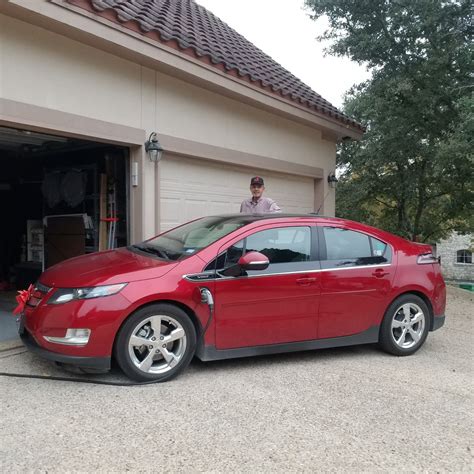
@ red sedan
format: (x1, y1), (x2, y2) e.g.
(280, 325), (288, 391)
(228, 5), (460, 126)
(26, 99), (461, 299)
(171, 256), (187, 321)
(19, 214), (446, 382)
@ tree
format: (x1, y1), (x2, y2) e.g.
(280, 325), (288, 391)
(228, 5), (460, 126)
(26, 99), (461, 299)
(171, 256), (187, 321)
(305, 0), (473, 242)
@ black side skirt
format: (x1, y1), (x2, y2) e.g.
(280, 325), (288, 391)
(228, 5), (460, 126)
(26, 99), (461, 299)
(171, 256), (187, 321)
(196, 325), (380, 362)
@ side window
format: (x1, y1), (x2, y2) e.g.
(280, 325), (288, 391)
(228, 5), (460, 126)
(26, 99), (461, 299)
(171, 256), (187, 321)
(246, 227), (311, 264)
(204, 240), (244, 271)
(371, 237), (387, 256)
(322, 227), (391, 268)
(324, 227), (370, 260)
(205, 226), (313, 273)
(224, 240), (245, 267)
(371, 237), (392, 262)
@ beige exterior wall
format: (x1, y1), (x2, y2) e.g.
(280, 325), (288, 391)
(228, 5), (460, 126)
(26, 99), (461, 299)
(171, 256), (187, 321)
(154, 71), (336, 170)
(0, 13), (337, 239)
(0, 15), (142, 128)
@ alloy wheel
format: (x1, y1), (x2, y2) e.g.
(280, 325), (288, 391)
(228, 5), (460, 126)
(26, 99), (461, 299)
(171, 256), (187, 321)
(128, 314), (187, 375)
(391, 303), (426, 349)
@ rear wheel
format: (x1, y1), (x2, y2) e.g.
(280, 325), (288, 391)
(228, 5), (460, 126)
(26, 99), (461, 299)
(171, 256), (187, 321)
(379, 294), (430, 356)
(115, 304), (196, 382)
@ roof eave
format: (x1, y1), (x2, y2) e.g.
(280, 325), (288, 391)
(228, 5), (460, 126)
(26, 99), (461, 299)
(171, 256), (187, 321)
(1, 0), (364, 140)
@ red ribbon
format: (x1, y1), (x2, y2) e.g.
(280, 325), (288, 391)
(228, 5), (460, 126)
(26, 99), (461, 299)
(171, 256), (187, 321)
(13, 284), (34, 315)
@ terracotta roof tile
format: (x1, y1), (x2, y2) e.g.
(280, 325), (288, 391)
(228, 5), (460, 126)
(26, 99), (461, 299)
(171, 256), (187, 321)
(66, 0), (363, 131)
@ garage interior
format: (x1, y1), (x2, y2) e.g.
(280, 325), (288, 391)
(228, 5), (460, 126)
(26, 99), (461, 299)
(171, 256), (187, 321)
(0, 126), (129, 293)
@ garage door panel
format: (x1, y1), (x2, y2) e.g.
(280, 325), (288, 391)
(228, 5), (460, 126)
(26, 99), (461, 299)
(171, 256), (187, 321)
(185, 199), (208, 221)
(160, 155), (314, 231)
(160, 196), (182, 230)
(210, 201), (239, 215)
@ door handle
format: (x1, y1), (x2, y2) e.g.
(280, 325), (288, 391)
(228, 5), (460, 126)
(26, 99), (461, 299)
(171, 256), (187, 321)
(372, 269), (389, 278)
(296, 277), (317, 286)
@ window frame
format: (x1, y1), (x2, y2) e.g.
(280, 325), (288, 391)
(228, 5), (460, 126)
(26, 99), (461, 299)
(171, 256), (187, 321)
(456, 249), (473, 265)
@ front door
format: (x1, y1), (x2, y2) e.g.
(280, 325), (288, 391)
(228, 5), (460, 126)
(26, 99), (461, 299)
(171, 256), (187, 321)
(211, 225), (321, 349)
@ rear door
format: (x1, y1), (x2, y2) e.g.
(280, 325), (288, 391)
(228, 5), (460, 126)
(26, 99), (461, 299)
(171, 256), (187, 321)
(317, 225), (395, 338)
(210, 224), (321, 349)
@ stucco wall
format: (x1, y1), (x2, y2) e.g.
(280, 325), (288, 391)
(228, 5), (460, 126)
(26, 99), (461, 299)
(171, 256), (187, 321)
(153, 71), (336, 170)
(0, 14), (143, 128)
(0, 13), (336, 237)
(436, 232), (474, 282)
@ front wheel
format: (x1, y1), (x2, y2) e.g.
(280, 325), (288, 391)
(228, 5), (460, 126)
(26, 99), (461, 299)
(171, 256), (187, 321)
(379, 294), (430, 356)
(115, 304), (197, 382)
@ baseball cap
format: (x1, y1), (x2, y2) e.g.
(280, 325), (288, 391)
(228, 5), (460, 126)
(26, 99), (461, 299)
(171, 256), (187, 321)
(250, 176), (264, 186)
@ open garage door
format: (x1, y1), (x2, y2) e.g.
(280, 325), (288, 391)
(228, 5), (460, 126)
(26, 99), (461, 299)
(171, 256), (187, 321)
(160, 155), (315, 231)
(0, 126), (129, 291)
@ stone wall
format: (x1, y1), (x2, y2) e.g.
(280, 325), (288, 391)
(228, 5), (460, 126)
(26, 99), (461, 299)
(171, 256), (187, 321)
(435, 232), (473, 282)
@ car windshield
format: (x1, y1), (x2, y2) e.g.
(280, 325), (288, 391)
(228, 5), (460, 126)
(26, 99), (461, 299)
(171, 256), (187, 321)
(134, 216), (252, 261)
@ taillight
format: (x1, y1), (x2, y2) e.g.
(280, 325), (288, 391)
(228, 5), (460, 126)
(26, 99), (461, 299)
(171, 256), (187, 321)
(417, 253), (440, 265)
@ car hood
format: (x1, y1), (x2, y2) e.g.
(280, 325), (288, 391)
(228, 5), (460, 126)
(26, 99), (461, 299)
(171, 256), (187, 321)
(39, 247), (178, 288)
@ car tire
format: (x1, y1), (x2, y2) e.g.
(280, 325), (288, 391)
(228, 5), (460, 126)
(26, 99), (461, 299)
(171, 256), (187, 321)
(379, 294), (430, 356)
(115, 303), (197, 382)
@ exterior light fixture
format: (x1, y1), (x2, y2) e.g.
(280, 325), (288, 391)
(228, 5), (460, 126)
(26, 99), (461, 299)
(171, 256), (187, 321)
(145, 132), (164, 163)
(327, 172), (338, 188)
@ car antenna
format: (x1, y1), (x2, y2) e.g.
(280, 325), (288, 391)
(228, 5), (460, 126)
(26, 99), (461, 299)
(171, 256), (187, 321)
(314, 188), (332, 215)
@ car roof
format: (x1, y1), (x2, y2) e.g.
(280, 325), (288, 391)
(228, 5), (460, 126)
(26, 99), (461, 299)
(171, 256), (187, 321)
(202, 213), (339, 223)
(201, 213), (405, 244)
(207, 213), (329, 220)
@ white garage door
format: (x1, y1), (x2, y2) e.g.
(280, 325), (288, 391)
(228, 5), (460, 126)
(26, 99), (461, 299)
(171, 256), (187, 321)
(160, 155), (315, 231)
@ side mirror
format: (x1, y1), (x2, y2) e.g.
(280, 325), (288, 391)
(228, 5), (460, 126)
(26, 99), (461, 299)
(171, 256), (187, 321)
(238, 251), (270, 271)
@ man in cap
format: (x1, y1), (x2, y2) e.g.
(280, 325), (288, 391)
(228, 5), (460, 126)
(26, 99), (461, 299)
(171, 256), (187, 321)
(240, 176), (281, 214)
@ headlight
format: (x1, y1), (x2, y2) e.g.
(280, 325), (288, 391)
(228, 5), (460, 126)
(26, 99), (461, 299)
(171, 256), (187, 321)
(47, 284), (127, 305)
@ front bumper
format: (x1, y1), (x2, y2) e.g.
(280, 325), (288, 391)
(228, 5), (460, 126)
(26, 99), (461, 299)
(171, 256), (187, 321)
(20, 327), (111, 371)
(21, 290), (132, 359)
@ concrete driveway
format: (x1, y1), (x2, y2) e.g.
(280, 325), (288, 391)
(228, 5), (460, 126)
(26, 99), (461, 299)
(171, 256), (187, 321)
(0, 286), (472, 472)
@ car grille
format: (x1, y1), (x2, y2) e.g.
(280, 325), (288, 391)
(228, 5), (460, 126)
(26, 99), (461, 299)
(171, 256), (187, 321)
(26, 282), (52, 308)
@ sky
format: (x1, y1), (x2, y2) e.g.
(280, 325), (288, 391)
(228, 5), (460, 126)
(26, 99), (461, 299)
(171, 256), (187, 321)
(195, 0), (370, 109)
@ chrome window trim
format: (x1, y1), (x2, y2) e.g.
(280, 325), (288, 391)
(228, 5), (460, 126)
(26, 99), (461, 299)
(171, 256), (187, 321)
(184, 263), (392, 282)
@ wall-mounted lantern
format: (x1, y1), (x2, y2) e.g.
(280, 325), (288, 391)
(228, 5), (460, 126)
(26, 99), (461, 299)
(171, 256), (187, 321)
(145, 132), (164, 163)
(327, 172), (338, 188)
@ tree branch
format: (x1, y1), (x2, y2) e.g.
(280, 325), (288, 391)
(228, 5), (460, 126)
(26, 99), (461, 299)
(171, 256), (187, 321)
(423, 217), (450, 242)
(376, 10), (405, 64)
(424, 191), (450, 203)
(373, 197), (397, 209)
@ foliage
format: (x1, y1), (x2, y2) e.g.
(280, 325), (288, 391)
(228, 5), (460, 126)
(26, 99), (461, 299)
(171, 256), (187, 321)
(305, 0), (473, 242)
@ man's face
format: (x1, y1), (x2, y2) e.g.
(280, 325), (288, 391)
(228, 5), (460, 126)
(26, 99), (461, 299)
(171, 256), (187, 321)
(250, 184), (264, 199)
